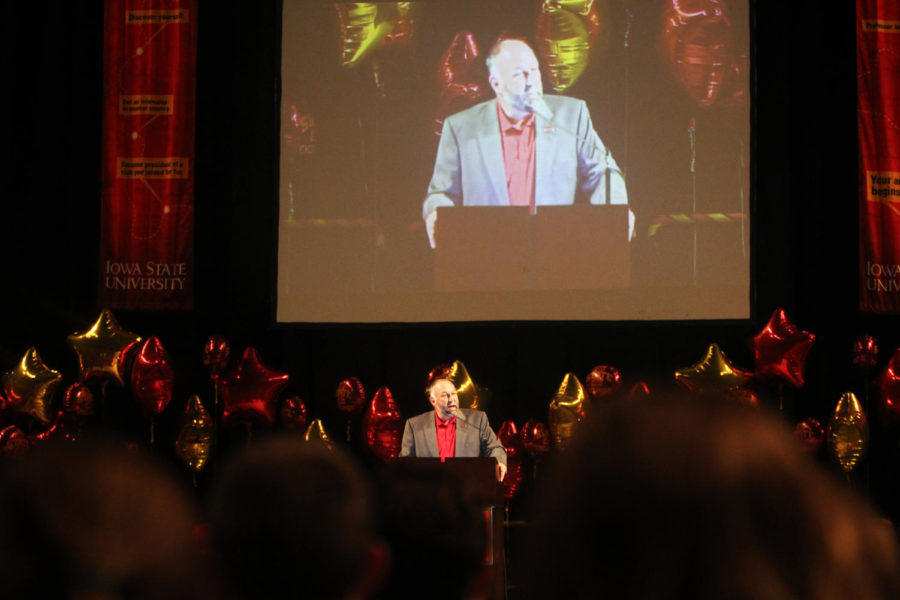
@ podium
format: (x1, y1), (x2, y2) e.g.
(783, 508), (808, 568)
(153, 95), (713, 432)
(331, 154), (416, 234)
(390, 457), (505, 600)
(434, 205), (630, 291)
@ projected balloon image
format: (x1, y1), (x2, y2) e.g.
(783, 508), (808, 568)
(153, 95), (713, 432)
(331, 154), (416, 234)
(536, 0), (602, 92)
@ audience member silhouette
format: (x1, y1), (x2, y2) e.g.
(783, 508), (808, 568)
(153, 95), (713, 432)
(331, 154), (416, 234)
(525, 396), (900, 600)
(0, 438), (205, 600)
(206, 436), (388, 600)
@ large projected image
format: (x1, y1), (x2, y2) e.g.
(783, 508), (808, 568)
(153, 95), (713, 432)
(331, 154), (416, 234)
(277, 0), (750, 323)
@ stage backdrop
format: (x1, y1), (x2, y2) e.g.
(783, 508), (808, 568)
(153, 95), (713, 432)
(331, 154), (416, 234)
(99, 0), (196, 310)
(859, 0), (900, 313)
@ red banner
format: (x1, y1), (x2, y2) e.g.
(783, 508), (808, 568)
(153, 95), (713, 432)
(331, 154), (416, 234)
(859, 0), (900, 313)
(99, 0), (196, 310)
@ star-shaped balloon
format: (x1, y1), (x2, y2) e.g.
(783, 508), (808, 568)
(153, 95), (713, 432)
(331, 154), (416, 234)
(548, 373), (586, 451)
(67, 309), (141, 385)
(751, 308), (815, 388)
(362, 386), (403, 463)
(827, 392), (868, 474)
(675, 343), (751, 395)
(220, 347), (290, 430)
(2, 347), (63, 425)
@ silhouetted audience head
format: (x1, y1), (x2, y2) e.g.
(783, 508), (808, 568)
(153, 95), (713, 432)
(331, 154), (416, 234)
(207, 436), (387, 600)
(526, 396), (900, 600)
(0, 438), (204, 600)
(374, 460), (488, 600)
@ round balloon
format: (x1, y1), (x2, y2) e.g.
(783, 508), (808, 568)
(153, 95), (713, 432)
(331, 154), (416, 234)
(130, 336), (174, 417)
(362, 386), (403, 463)
(336, 377), (366, 414)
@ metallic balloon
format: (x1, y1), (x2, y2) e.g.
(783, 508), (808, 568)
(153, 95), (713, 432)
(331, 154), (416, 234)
(130, 336), (174, 417)
(175, 395), (213, 476)
(723, 388), (760, 409)
(220, 347), (290, 429)
(2, 347), (62, 425)
(335, 2), (415, 69)
(852, 334), (879, 374)
(280, 395), (309, 432)
(827, 392), (868, 474)
(877, 347), (900, 429)
(67, 309), (141, 385)
(662, 0), (734, 108)
(794, 417), (825, 455)
(434, 31), (486, 135)
(336, 377), (367, 414)
(675, 343), (751, 395)
(626, 381), (651, 401)
(63, 382), (96, 419)
(585, 365), (622, 403)
(521, 418), (551, 459)
(536, 0), (602, 92)
(548, 373), (586, 451)
(304, 419), (335, 450)
(498, 420), (524, 501)
(446, 360), (480, 410)
(362, 386), (403, 463)
(751, 308), (816, 388)
(0, 425), (29, 456)
(202, 335), (230, 382)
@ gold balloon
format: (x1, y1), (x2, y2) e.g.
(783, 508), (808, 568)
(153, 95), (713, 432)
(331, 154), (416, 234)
(1, 347), (62, 425)
(445, 360), (480, 409)
(304, 419), (335, 450)
(674, 343), (751, 395)
(67, 309), (141, 385)
(548, 373), (586, 451)
(174, 395), (213, 476)
(335, 3), (414, 69)
(536, 0), (602, 92)
(827, 392), (868, 474)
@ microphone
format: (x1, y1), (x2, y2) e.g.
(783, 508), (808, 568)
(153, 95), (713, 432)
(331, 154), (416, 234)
(526, 96), (554, 121)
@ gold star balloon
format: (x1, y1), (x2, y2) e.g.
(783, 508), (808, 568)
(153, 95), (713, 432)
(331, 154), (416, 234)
(674, 343), (751, 395)
(304, 419), (335, 451)
(2, 347), (62, 425)
(67, 309), (141, 385)
(174, 395), (214, 477)
(447, 360), (480, 410)
(827, 392), (868, 474)
(548, 373), (586, 451)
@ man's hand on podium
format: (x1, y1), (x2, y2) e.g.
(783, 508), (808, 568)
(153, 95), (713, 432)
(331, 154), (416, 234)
(426, 211), (438, 248)
(496, 460), (507, 482)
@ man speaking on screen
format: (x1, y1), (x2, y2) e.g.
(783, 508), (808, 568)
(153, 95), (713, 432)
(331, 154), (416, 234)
(422, 37), (630, 248)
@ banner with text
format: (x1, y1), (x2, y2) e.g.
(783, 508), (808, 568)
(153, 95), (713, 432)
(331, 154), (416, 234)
(859, 0), (900, 313)
(99, 0), (196, 310)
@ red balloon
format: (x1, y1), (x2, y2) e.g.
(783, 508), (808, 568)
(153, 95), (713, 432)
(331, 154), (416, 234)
(498, 420), (524, 501)
(852, 334), (879, 373)
(280, 395), (309, 432)
(751, 308), (815, 388)
(627, 381), (651, 401)
(130, 337), (174, 417)
(877, 348), (900, 429)
(585, 365), (622, 402)
(203, 336), (230, 381)
(220, 347), (290, 429)
(63, 382), (96, 419)
(521, 419), (551, 459)
(724, 388), (760, 409)
(434, 31), (486, 135)
(336, 377), (366, 414)
(362, 386), (403, 463)
(0, 425), (29, 456)
(794, 417), (825, 454)
(30, 411), (77, 444)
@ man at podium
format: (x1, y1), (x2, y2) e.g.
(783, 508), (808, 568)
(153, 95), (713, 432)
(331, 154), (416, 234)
(422, 37), (629, 248)
(399, 377), (508, 482)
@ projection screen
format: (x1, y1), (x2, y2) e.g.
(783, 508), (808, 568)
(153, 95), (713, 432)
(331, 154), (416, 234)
(277, 0), (751, 323)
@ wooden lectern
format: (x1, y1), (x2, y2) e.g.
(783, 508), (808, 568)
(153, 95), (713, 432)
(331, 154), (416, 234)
(434, 204), (630, 291)
(391, 457), (506, 600)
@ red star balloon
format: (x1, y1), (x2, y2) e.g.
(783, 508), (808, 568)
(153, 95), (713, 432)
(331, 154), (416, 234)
(877, 348), (900, 429)
(362, 386), (403, 463)
(2, 347), (63, 425)
(67, 309), (141, 385)
(220, 347), (290, 429)
(752, 308), (815, 388)
(130, 336), (174, 417)
(675, 343), (751, 395)
(498, 420), (524, 501)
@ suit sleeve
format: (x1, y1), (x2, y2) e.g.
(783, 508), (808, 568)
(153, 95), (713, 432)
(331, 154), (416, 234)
(574, 100), (628, 207)
(399, 419), (416, 457)
(478, 413), (507, 467)
(422, 117), (462, 220)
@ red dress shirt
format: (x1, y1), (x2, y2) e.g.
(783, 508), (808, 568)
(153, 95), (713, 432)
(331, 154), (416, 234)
(497, 100), (536, 213)
(435, 411), (457, 461)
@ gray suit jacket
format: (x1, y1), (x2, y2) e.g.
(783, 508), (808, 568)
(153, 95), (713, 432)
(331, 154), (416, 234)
(423, 95), (627, 219)
(399, 408), (507, 467)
